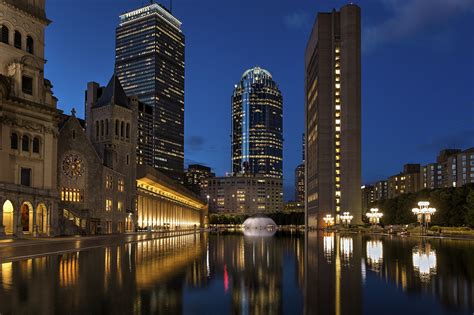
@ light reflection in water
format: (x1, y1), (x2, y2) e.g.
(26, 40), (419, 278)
(323, 233), (334, 263)
(1, 262), (12, 290)
(412, 243), (437, 282)
(340, 237), (353, 266)
(366, 240), (383, 272)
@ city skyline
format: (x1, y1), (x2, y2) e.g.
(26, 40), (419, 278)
(42, 0), (474, 198)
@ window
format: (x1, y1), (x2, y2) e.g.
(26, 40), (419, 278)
(100, 120), (104, 136)
(115, 120), (119, 136)
(20, 168), (31, 186)
(105, 119), (109, 136)
(26, 36), (33, 54)
(60, 188), (83, 202)
(72, 130), (76, 139)
(118, 178), (125, 192)
(32, 137), (40, 153)
(120, 121), (124, 137)
(22, 76), (33, 95)
(126, 154), (129, 165)
(126, 123), (130, 139)
(11, 133), (18, 149)
(117, 201), (123, 212)
(14, 31), (21, 49)
(105, 199), (112, 211)
(105, 175), (113, 189)
(0, 25), (9, 44)
(22, 135), (29, 151)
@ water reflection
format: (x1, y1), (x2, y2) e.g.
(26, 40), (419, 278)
(0, 233), (472, 314)
(412, 243), (437, 282)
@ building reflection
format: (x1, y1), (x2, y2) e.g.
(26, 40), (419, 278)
(366, 240), (383, 272)
(305, 232), (363, 315)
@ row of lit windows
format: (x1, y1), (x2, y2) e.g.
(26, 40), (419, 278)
(61, 188), (83, 202)
(105, 175), (125, 192)
(334, 45), (342, 212)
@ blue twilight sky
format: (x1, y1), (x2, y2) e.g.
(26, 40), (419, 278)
(44, 0), (474, 200)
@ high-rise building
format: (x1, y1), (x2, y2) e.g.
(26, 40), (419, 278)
(231, 67), (283, 178)
(185, 164), (215, 195)
(115, 3), (185, 181)
(361, 185), (375, 214)
(374, 180), (388, 201)
(295, 164), (305, 202)
(305, 4), (362, 227)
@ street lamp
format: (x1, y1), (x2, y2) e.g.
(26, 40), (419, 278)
(366, 208), (383, 225)
(340, 212), (353, 227)
(412, 201), (436, 235)
(323, 214), (335, 228)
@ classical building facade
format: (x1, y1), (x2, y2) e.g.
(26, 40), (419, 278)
(0, 0), (61, 236)
(305, 4), (362, 227)
(203, 175), (283, 214)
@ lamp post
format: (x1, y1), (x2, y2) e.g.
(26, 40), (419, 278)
(366, 208), (383, 225)
(340, 212), (353, 227)
(412, 201), (436, 235)
(323, 214), (335, 229)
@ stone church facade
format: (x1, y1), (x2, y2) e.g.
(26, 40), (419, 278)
(57, 75), (138, 235)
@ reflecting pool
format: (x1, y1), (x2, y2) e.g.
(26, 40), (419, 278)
(0, 232), (473, 314)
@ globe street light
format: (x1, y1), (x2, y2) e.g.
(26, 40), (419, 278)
(323, 214), (335, 228)
(340, 212), (353, 227)
(412, 201), (436, 235)
(366, 208), (383, 225)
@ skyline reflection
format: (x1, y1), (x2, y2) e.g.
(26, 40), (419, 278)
(0, 233), (472, 314)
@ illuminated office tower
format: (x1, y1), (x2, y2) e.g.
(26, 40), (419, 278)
(232, 67), (283, 178)
(305, 5), (362, 227)
(115, 3), (185, 181)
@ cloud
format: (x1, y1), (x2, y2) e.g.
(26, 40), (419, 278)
(283, 12), (311, 30)
(186, 135), (205, 152)
(363, 0), (474, 52)
(417, 128), (474, 152)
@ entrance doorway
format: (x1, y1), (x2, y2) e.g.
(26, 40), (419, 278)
(2, 200), (14, 235)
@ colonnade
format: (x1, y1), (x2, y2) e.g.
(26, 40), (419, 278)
(136, 189), (202, 231)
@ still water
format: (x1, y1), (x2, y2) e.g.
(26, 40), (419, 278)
(0, 232), (473, 314)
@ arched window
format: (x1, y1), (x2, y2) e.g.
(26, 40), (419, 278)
(105, 119), (109, 136)
(115, 120), (119, 136)
(95, 121), (99, 139)
(120, 121), (124, 137)
(14, 31), (21, 49)
(126, 123), (130, 139)
(10, 133), (18, 149)
(22, 135), (30, 152)
(0, 25), (9, 44)
(100, 120), (104, 137)
(33, 137), (40, 153)
(26, 36), (34, 54)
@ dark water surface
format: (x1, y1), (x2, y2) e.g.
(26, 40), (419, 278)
(0, 232), (473, 314)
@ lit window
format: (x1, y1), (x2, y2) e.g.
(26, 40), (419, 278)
(106, 199), (112, 211)
(118, 178), (125, 192)
(118, 201), (123, 212)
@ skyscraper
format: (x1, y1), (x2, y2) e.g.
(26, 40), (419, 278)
(231, 67), (283, 178)
(115, 3), (185, 181)
(305, 4), (362, 227)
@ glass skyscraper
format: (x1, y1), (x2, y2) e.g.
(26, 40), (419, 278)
(115, 3), (185, 181)
(232, 67), (283, 178)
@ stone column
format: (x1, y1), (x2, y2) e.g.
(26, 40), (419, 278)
(48, 201), (57, 237)
(32, 201), (38, 237)
(15, 199), (24, 238)
(0, 196), (5, 236)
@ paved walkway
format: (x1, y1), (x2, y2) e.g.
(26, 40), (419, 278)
(0, 230), (198, 263)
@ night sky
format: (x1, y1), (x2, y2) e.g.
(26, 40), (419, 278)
(44, 0), (474, 200)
